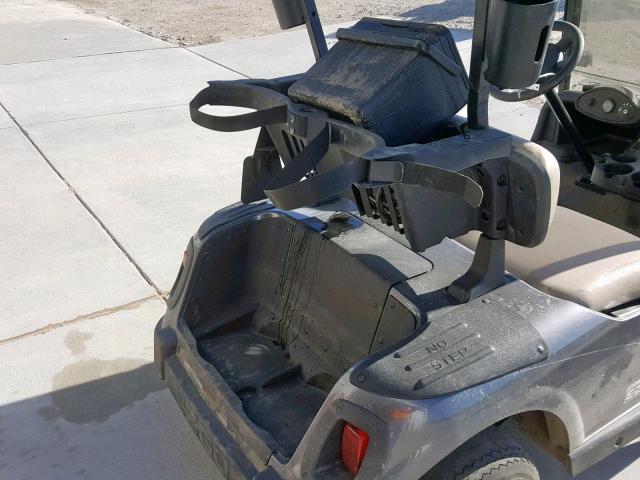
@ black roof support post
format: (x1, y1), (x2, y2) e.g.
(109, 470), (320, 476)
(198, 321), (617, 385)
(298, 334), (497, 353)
(271, 0), (327, 60)
(452, 0), (509, 303)
(300, 0), (328, 60)
(468, 0), (491, 130)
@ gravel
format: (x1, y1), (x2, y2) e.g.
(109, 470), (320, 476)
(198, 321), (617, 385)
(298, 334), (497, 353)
(59, 0), (474, 46)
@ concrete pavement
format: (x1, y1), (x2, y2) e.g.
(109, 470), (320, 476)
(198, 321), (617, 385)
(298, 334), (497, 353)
(0, 106), (12, 129)
(0, 0), (168, 64)
(0, 1), (637, 479)
(0, 126), (154, 339)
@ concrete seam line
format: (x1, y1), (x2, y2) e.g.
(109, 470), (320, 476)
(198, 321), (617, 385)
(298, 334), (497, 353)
(0, 46), (175, 66)
(21, 102), (187, 128)
(0, 295), (160, 346)
(0, 101), (164, 297)
(185, 47), (251, 79)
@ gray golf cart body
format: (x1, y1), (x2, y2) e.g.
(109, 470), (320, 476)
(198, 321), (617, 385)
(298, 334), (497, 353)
(154, 1), (640, 479)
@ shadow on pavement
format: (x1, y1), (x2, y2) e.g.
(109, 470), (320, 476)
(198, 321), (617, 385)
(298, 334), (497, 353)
(576, 441), (640, 480)
(0, 363), (220, 480)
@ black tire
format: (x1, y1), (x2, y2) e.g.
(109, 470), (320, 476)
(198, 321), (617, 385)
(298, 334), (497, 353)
(423, 428), (541, 480)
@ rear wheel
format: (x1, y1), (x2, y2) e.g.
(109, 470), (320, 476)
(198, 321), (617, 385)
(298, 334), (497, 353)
(423, 428), (540, 480)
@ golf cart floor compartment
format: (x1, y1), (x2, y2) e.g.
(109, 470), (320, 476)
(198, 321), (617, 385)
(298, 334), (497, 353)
(198, 329), (327, 457)
(172, 207), (557, 467)
(182, 211), (433, 459)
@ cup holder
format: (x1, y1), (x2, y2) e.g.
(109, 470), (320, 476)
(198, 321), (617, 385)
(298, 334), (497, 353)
(591, 153), (640, 200)
(611, 154), (637, 164)
(603, 163), (634, 178)
(484, 0), (559, 89)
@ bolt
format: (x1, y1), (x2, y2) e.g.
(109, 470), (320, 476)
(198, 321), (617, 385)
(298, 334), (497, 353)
(482, 298), (490, 304)
(358, 374), (366, 383)
(497, 174), (507, 186)
(537, 345), (546, 354)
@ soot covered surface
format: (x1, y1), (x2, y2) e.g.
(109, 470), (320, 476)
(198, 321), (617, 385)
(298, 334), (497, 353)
(198, 329), (328, 458)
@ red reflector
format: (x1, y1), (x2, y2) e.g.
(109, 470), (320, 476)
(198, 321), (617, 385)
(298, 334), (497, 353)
(341, 422), (369, 476)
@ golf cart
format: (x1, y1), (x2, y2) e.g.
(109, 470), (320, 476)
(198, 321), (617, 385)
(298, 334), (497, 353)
(154, 0), (640, 478)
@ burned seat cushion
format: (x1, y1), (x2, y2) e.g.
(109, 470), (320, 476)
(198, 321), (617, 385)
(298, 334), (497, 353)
(458, 207), (640, 312)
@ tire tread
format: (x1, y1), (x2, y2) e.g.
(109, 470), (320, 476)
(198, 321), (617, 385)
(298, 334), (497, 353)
(453, 445), (536, 480)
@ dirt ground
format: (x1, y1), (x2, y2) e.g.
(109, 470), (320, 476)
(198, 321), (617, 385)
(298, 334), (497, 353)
(59, 0), (474, 46)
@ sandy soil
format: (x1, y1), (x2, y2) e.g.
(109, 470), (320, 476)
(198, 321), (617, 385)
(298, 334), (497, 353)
(59, 0), (474, 46)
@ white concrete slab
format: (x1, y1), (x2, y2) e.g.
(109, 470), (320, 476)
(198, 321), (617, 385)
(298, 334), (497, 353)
(576, 440), (640, 480)
(0, 48), (240, 125)
(0, 105), (12, 129)
(0, 298), (224, 480)
(488, 100), (542, 139)
(26, 105), (257, 291)
(0, 0), (168, 65)
(0, 127), (155, 340)
(189, 23), (349, 79)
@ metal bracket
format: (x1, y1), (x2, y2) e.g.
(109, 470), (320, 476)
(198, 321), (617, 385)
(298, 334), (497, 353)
(448, 157), (510, 303)
(448, 234), (506, 303)
(271, 0), (327, 60)
(300, 0), (328, 60)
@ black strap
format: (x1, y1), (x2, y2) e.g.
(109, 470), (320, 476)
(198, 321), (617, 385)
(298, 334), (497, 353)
(190, 83), (335, 209)
(190, 82), (485, 211)
(265, 155), (484, 211)
(264, 124), (331, 209)
(189, 84), (288, 132)
(388, 162), (484, 207)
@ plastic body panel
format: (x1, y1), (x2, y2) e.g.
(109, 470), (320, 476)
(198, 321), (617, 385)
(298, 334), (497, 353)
(351, 288), (549, 399)
(155, 201), (640, 479)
